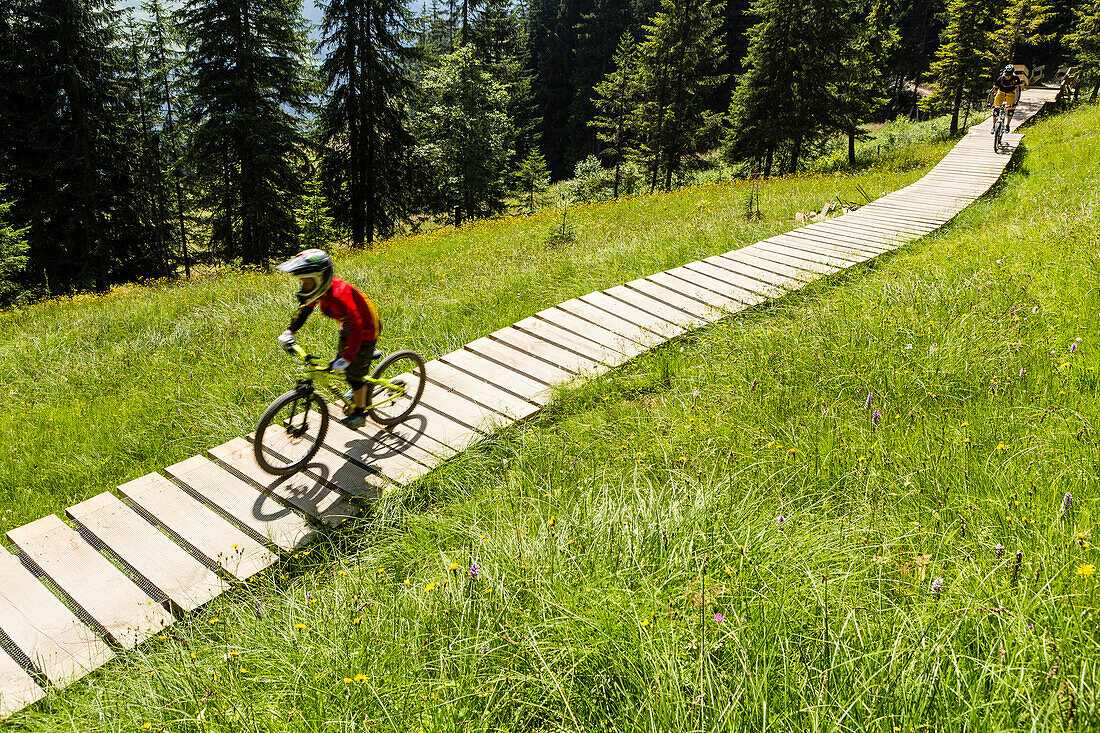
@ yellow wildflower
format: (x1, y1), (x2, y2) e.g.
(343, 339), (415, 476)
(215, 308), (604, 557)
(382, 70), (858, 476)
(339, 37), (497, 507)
(1077, 563), (1096, 578)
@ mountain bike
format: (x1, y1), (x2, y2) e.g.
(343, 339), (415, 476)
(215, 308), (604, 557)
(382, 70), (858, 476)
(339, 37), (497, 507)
(253, 342), (426, 475)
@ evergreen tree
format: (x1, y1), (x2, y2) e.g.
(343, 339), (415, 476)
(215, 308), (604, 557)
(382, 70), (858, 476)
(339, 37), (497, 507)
(144, 0), (192, 278)
(317, 0), (417, 247)
(514, 149), (551, 212)
(0, 186), (31, 305)
(472, 0), (540, 162)
(921, 0), (999, 135)
(180, 0), (312, 265)
(296, 171), (339, 249)
(724, 0), (848, 177)
(412, 45), (512, 225)
(589, 32), (641, 197)
(833, 0), (899, 166)
(890, 0), (946, 115)
(633, 0), (728, 191)
(997, 0), (1056, 62)
(528, 0), (588, 177)
(1, 0), (142, 293)
(1067, 0), (1100, 101)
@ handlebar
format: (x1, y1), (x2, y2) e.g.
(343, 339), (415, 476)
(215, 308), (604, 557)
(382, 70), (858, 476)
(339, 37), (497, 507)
(284, 342), (329, 371)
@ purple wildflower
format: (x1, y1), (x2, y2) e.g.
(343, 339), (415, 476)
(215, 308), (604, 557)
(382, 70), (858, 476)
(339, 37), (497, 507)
(864, 391), (873, 410)
(776, 514), (786, 525)
(469, 563), (480, 580)
(872, 409), (881, 426)
(1010, 305), (1016, 315)
(930, 577), (945, 595)
(1070, 342), (1078, 353)
(1061, 492), (1073, 515)
(714, 613), (725, 623)
(994, 543), (1005, 558)
(1019, 367), (1025, 378)
(480, 642), (489, 655)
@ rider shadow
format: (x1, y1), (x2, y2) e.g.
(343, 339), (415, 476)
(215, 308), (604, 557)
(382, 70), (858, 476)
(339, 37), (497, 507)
(345, 414), (430, 462)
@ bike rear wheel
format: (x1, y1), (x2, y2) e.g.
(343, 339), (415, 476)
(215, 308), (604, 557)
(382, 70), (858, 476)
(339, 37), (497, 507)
(993, 115), (1004, 152)
(254, 388), (330, 475)
(367, 351), (427, 426)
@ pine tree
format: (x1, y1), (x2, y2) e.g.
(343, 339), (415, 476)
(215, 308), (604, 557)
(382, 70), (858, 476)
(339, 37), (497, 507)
(180, 0), (312, 265)
(318, 0), (417, 247)
(724, 0), (849, 177)
(0, 186), (31, 305)
(1067, 0), (1100, 101)
(143, 0), (191, 278)
(921, 0), (999, 135)
(515, 149), (551, 212)
(472, 0), (540, 162)
(296, 171), (339, 249)
(997, 0), (1056, 62)
(589, 32), (641, 197)
(633, 0), (728, 191)
(891, 0), (946, 115)
(412, 45), (513, 225)
(833, 0), (899, 166)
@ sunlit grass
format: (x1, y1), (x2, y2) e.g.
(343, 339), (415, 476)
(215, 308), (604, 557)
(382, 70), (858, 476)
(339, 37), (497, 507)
(5, 105), (1100, 731)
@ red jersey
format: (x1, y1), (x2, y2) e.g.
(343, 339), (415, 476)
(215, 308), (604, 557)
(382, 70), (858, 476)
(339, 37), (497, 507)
(288, 277), (381, 360)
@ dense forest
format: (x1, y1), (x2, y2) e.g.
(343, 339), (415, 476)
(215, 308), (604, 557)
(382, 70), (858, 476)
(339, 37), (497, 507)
(0, 0), (1097, 304)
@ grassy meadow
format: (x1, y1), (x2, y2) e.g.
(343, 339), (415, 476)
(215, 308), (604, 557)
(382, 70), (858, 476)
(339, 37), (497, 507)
(4, 105), (1100, 731)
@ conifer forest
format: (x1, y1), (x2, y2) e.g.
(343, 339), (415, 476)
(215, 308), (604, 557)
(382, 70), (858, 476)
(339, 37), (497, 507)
(0, 0), (1097, 305)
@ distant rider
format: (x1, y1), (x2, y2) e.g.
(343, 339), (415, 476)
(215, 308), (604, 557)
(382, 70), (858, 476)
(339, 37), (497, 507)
(989, 64), (1024, 133)
(276, 249), (382, 429)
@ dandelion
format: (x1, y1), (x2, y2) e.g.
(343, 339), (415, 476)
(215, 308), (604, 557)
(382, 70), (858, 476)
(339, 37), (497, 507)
(354, 673), (369, 683)
(209, 617), (220, 625)
(449, 562), (459, 571)
(425, 582), (437, 592)
(930, 577), (945, 595)
(352, 617), (362, 625)
(714, 613), (725, 623)
(872, 409), (881, 426)
(994, 544), (1005, 558)
(864, 391), (873, 410)
(343, 677), (353, 684)
(641, 619), (650, 627)
(469, 563), (480, 580)
(295, 623), (307, 630)
(548, 515), (557, 528)
(1077, 563), (1096, 579)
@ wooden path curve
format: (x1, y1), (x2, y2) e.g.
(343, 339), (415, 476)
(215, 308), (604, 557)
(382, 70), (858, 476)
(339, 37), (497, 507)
(0, 86), (1059, 720)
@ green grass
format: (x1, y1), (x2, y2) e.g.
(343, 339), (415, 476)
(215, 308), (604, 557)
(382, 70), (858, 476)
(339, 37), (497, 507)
(0, 126), (951, 537)
(5, 104), (1100, 731)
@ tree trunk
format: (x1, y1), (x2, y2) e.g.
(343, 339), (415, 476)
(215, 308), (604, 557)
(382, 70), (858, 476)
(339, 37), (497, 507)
(788, 133), (802, 175)
(1090, 80), (1099, 103)
(949, 83), (963, 136)
(364, 8), (376, 246)
(848, 130), (856, 167)
(763, 145), (773, 179)
(348, 7), (365, 248)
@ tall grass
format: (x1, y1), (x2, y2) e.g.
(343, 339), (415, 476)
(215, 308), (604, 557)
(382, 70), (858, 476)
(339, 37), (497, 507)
(5, 104), (1099, 731)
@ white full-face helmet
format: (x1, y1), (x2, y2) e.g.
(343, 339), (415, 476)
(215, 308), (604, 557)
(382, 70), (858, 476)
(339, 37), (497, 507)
(276, 249), (334, 305)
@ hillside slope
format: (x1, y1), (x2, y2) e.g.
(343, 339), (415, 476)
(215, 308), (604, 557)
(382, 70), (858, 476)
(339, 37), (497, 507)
(7, 104), (1099, 730)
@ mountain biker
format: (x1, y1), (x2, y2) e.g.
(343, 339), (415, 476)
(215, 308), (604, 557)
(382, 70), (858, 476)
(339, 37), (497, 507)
(276, 249), (382, 429)
(989, 64), (1024, 133)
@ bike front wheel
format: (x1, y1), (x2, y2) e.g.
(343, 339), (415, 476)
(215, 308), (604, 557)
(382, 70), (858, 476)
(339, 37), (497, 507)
(367, 351), (427, 426)
(993, 117), (1004, 152)
(253, 388), (330, 475)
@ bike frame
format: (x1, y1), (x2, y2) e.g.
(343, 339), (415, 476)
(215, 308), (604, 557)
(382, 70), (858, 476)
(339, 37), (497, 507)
(287, 343), (406, 412)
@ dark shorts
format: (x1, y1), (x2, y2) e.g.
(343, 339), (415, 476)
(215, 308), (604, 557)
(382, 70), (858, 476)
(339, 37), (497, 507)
(337, 329), (379, 390)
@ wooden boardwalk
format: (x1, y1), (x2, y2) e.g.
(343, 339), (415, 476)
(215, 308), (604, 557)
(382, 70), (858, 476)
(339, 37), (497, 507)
(0, 86), (1059, 720)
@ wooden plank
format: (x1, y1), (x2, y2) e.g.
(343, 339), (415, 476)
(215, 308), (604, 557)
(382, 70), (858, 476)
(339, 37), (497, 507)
(315, 414), (441, 485)
(512, 315), (628, 365)
(576, 291), (687, 338)
(209, 438), (360, 526)
(717, 250), (815, 283)
(661, 266), (765, 306)
(842, 210), (949, 231)
(426, 360), (543, 419)
(854, 204), (955, 225)
(465, 336), (577, 385)
(757, 238), (866, 266)
(534, 308), (651, 358)
(774, 229), (890, 256)
(603, 284), (706, 328)
(489, 325), (601, 372)
(623, 278), (721, 322)
(118, 473), (275, 580)
(66, 493), (226, 613)
(490, 326), (605, 375)
(687, 258), (792, 297)
(416, 379), (520, 433)
(440, 345), (556, 404)
(165, 456), (316, 551)
(7, 516), (174, 649)
(551, 300), (665, 347)
(644, 271), (743, 314)
(744, 243), (841, 276)
(0, 645), (43, 721)
(0, 547), (113, 686)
